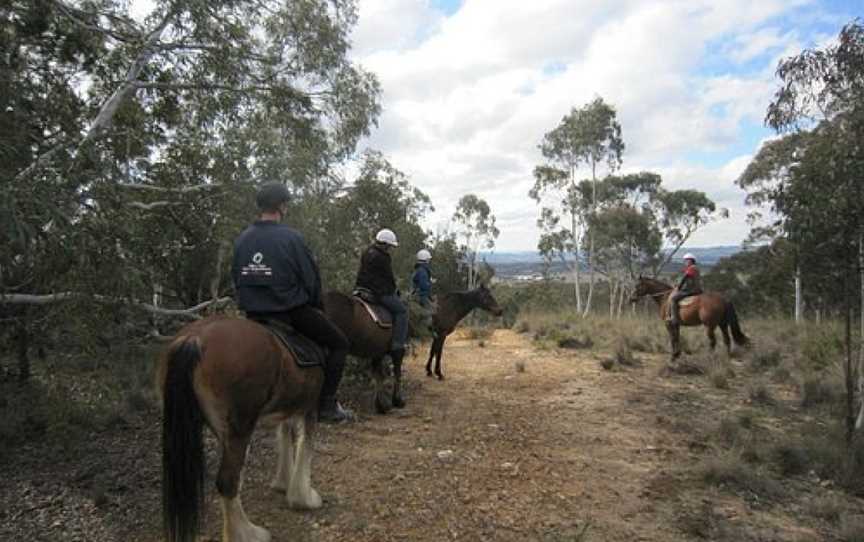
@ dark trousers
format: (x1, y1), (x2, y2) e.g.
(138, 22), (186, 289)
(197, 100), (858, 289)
(378, 294), (408, 351)
(248, 305), (349, 400)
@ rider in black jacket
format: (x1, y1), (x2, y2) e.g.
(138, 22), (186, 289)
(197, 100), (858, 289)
(232, 183), (352, 423)
(355, 229), (408, 354)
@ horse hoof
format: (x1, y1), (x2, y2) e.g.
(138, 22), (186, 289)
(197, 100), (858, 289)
(374, 395), (391, 414)
(426, 370), (434, 378)
(436, 373), (445, 381)
(288, 488), (323, 510)
(392, 395), (406, 409)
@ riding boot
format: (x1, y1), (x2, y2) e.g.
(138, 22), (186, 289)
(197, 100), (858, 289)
(319, 347), (353, 423)
(319, 395), (354, 423)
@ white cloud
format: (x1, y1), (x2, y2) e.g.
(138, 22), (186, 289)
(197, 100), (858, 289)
(350, 0), (832, 251)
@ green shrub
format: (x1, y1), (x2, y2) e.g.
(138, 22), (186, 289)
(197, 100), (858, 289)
(800, 376), (838, 408)
(773, 443), (811, 476)
(750, 348), (782, 372)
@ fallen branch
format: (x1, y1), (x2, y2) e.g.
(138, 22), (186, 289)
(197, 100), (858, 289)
(0, 293), (232, 320)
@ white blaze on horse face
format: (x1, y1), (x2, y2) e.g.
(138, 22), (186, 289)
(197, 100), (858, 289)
(220, 495), (271, 542)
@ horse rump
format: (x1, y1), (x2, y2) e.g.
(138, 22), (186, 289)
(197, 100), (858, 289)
(160, 335), (206, 542)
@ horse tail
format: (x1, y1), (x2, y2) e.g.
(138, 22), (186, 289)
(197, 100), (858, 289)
(161, 336), (206, 542)
(724, 302), (750, 347)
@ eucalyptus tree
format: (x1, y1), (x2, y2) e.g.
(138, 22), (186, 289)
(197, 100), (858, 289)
(452, 194), (499, 290)
(739, 19), (864, 439)
(530, 97), (624, 315)
(1, 0), (381, 377)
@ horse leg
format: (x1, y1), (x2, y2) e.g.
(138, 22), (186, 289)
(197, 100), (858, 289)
(217, 432), (270, 542)
(286, 413), (323, 510)
(269, 421), (293, 493)
(720, 324), (732, 356)
(426, 337), (440, 377)
(371, 356), (391, 414)
(434, 337), (446, 380)
(706, 326), (717, 352)
(665, 322), (680, 361)
(392, 349), (406, 409)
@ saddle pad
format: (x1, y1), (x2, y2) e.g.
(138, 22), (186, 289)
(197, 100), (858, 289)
(252, 319), (327, 368)
(354, 296), (393, 329)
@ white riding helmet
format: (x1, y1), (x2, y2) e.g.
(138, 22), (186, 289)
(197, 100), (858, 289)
(375, 228), (399, 247)
(416, 249), (432, 262)
(683, 252), (696, 261)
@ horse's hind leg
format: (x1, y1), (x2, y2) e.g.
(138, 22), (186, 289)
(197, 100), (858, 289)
(720, 324), (732, 356)
(434, 337), (446, 380)
(371, 356), (391, 414)
(286, 413), (322, 510)
(425, 338), (440, 377)
(392, 349), (406, 409)
(269, 421), (293, 493)
(218, 433), (271, 542)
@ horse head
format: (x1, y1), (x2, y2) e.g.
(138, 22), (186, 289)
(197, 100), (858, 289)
(475, 283), (504, 316)
(629, 276), (649, 303)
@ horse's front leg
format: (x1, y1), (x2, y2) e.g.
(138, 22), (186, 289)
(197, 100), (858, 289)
(665, 322), (681, 361)
(269, 421), (293, 494)
(286, 413), (323, 511)
(391, 349), (406, 409)
(706, 325), (717, 352)
(426, 337), (441, 377)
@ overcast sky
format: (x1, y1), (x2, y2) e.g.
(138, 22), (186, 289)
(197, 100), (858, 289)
(347, 0), (858, 251)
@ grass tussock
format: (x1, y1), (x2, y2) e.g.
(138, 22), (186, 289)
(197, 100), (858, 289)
(840, 516), (864, 542)
(464, 326), (494, 341)
(700, 452), (784, 501)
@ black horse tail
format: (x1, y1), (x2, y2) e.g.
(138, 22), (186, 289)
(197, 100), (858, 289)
(724, 302), (750, 348)
(161, 336), (205, 542)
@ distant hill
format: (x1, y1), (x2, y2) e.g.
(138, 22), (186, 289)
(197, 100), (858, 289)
(480, 246), (743, 281)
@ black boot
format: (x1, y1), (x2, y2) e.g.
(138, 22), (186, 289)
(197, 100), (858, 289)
(319, 396), (354, 424)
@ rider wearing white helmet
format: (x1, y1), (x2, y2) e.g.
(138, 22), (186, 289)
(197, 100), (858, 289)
(670, 252), (703, 325)
(412, 249), (433, 307)
(355, 229), (408, 353)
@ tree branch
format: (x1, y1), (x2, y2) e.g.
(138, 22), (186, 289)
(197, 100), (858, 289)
(0, 293), (232, 320)
(118, 183), (223, 193)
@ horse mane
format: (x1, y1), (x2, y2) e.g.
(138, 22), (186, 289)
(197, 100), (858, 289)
(641, 276), (673, 291)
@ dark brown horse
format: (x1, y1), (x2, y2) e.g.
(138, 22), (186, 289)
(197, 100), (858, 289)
(156, 316), (324, 542)
(425, 284), (504, 380)
(630, 276), (749, 360)
(323, 291), (406, 414)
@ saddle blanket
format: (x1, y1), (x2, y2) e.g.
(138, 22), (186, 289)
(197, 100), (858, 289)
(251, 318), (327, 368)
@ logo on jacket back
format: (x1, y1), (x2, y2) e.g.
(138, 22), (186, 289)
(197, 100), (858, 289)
(242, 252), (273, 276)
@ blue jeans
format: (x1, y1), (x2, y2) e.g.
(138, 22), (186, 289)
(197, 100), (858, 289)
(379, 294), (408, 351)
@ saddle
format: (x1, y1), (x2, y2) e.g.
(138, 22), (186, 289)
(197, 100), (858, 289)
(666, 292), (700, 319)
(352, 288), (393, 329)
(250, 318), (327, 368)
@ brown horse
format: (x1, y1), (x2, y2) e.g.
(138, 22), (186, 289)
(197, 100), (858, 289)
(630, 276), (749, 360)
(156, 316), (324, 542)
(323, 291), (407, 414)
(425, 284), (504, 380)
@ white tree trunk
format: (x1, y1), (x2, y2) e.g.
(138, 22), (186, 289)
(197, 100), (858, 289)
(855, 231), (864, 430)
(617, 281), (627, 319)
(570, 212), (583, 312)
(583, 160), (597, 318)
(609, 279), (617, 318)
(795, 264), (803, 323)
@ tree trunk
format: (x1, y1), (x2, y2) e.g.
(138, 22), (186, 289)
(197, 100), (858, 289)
(17, 323), (30, 382)
(609, 279), (617, 318)
(845, 260), (855, 444)
(617, 281), (627, 319)
(795, 264), (803, 323)
(570, 212), (583, 312)
(856, 231), (864, 431)
(583, 160), (597, 318)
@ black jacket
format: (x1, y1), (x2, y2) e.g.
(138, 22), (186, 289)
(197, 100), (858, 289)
(355, 243), (396, 297)
(232, 221), (322, 313)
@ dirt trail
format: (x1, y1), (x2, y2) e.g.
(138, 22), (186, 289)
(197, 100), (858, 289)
(4, 328), (848, 541)
(164, 329), (779, 541)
